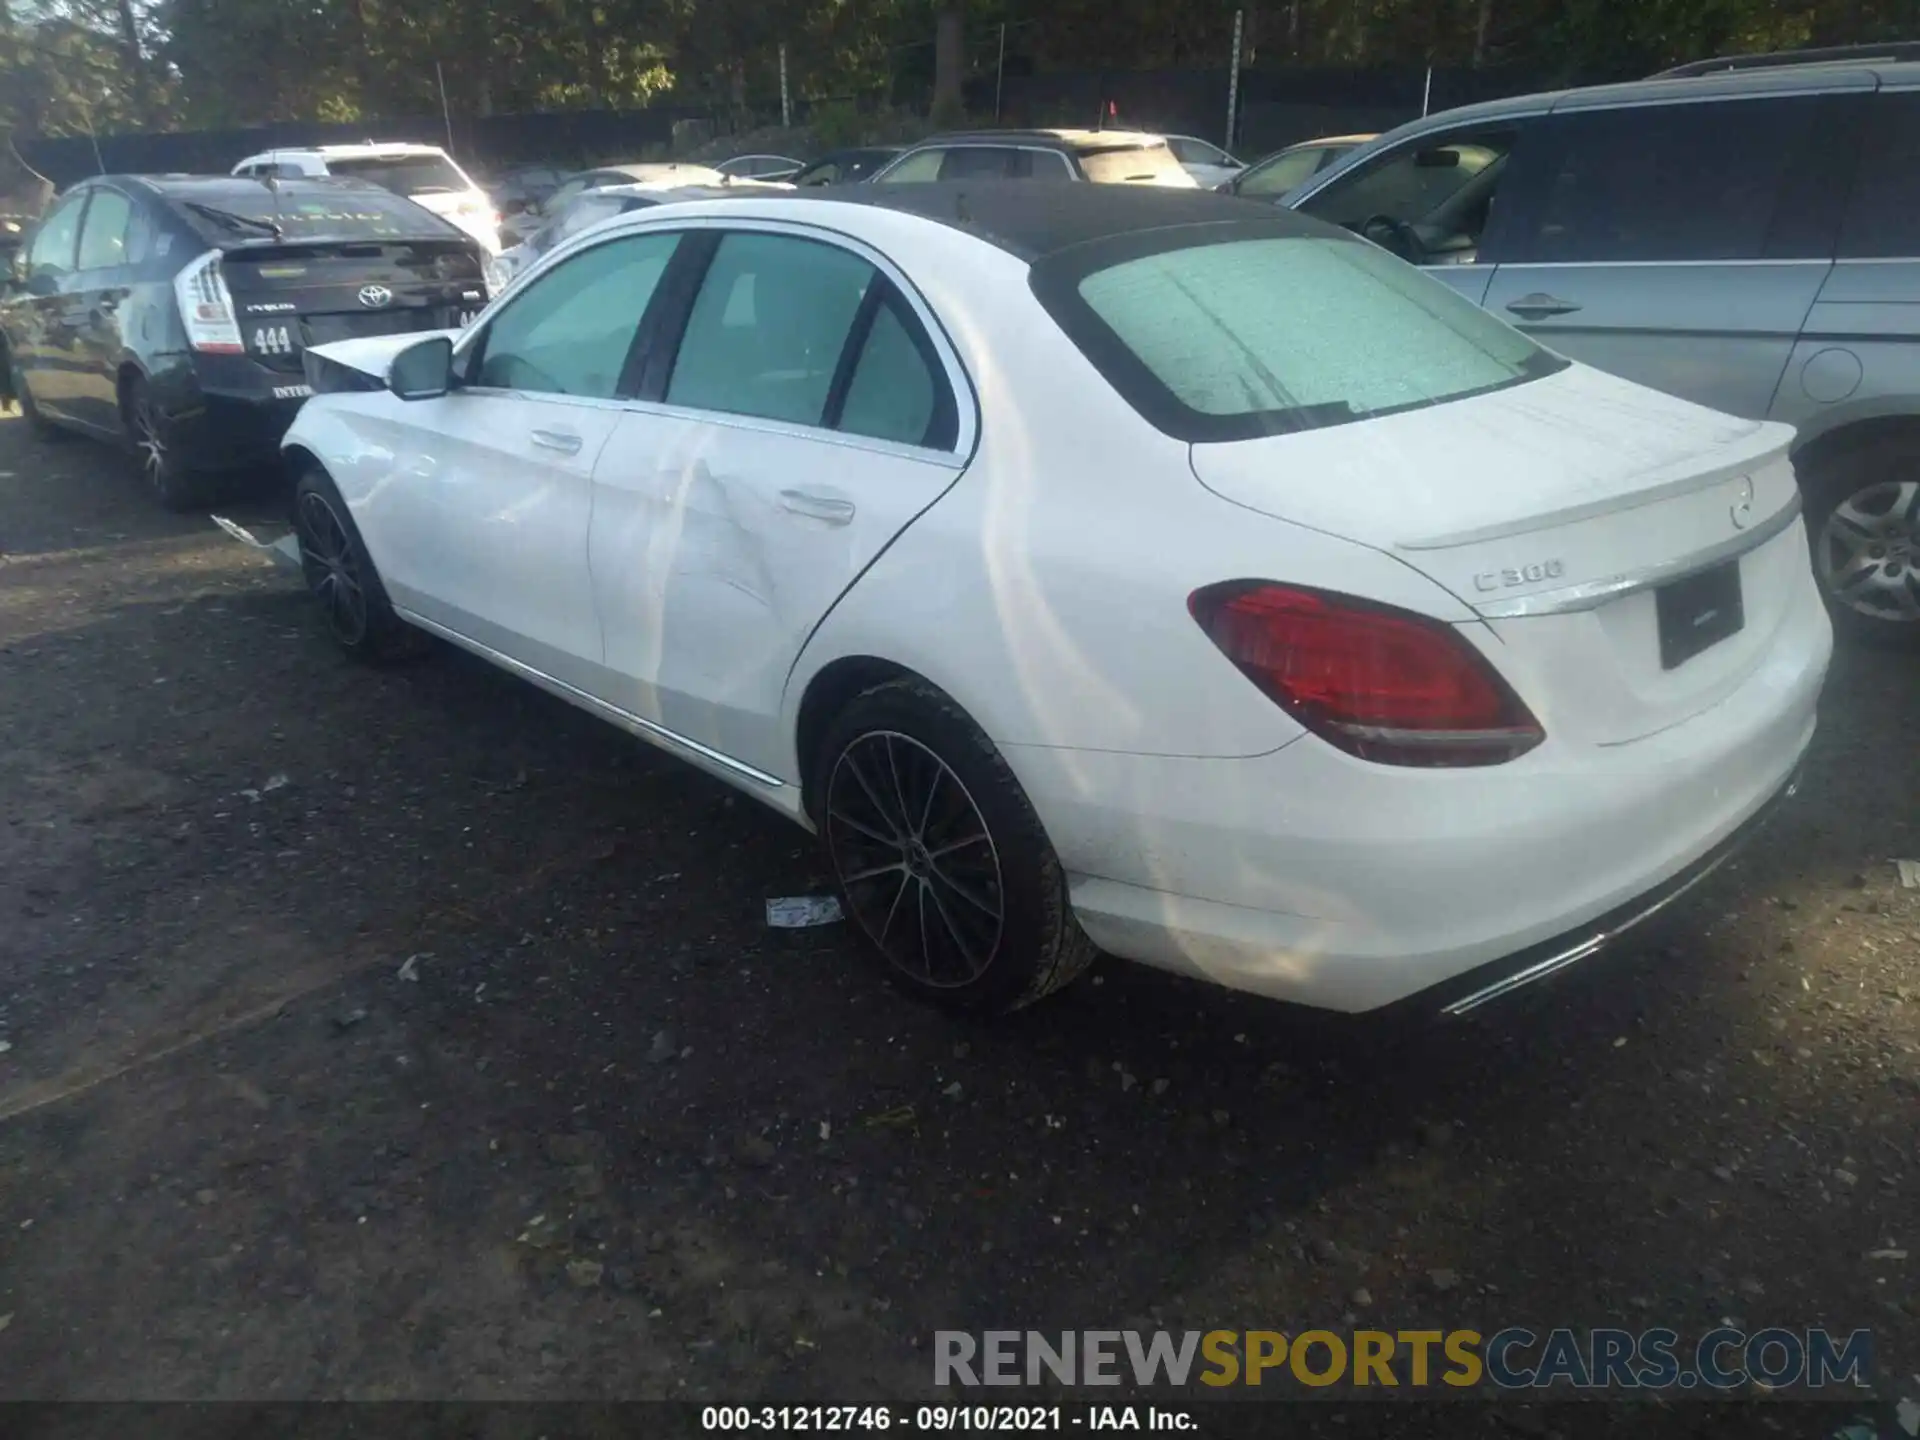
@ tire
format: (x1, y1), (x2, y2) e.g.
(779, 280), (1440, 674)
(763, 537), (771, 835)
(812, 678), (1097, 1014)
(291, 464), (429, 662)
(1803, 438), (1920, 649)
(121, 374), (207, 511)
(9, 354), (64, 442)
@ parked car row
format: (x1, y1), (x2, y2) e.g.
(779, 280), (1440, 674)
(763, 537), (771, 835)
(6, 46), (1905, 1028)
(1, 172), (489, 506)
(271, 176), (1828, 1022)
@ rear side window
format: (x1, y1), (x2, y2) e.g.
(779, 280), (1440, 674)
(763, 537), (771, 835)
(1840, 91), (1920, 259)
(1038, 231), (1563, 442)
(939, 148), (1019, 180)
(76, 190), (134, 270)
(837, 299), (944, 447)
(667, 233), (874, 426)
(1076, 143), (1193, 186)
(1523, 97), (1822, 263)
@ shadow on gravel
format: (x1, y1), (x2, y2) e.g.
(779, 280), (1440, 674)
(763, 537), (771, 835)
(0, 466), (1913, 1405)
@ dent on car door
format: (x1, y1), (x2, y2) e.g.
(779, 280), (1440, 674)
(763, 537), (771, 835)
(365, 229), (682, 692)
(1480, 93), (1851, 420)
(1293, 124), (1536, 307)
(588, 227), (968, 778)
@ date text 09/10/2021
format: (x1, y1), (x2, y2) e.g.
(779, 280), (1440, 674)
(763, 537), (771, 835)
(702, 1407), (1194, 1432)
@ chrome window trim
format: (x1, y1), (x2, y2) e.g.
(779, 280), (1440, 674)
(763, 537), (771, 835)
(460, 212), (982, 461)
(1490, 258), (1833, 269)
(1470, 492), (1802, 619)
(616, 213), (981, 460)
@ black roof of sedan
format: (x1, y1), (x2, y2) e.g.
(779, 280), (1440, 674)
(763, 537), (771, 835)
(822, 180), (1335, 262)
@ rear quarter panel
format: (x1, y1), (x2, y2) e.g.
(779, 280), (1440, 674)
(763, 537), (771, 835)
(781, 225), (1479, 774)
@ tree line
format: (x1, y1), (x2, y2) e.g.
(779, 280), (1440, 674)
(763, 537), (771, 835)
(1, 0), (1913, 150)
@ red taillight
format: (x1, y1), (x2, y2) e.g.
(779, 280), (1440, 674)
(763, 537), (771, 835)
(1188, 582), (1544, 767)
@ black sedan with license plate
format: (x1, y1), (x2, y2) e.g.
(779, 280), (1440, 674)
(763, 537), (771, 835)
(0, 174), (487, 509)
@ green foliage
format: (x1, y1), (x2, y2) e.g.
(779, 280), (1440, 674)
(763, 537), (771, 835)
(1, 0), (1916, 148)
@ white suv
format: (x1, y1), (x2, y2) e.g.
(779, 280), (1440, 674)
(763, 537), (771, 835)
(231, 143), (500, 252)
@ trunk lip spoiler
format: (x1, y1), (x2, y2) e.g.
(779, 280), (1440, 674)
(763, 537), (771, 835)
(1394, 427), (1789, 551)
(1472, 490), (1803, 619)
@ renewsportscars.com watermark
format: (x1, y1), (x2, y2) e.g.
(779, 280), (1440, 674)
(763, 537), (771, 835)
(934, 1328), (1874, 1392)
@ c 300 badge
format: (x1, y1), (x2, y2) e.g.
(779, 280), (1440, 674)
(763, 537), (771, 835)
(1474, 559), (1566, 592)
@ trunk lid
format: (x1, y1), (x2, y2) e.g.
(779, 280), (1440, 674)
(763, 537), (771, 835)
(219, 238), (486, 373)
(1188, 365), (1807, 746)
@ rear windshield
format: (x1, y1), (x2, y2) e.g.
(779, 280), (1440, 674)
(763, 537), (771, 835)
(1035, 230), (1564, 441)
(177, 188), (463, 243)
(325, 155), (469, 195)
(1075, 142), (1195, 187)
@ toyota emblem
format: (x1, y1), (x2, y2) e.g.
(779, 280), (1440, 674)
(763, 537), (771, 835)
(357, 284), (393, 309)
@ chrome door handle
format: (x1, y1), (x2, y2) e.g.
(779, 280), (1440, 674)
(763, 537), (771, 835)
(1505, 292), (1582, 320)
(529, 428), (582, 455)
(778, 489), (856, 525)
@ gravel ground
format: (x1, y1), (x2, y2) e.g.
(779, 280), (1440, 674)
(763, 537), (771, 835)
(0, 413), (1915, 1432)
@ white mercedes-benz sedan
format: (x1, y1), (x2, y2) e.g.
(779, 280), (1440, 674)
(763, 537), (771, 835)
(280, 184), (1831, 1017)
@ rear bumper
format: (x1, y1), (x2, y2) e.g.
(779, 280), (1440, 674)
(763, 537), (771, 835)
(1390, 759), (1802, 1019)
(1009, 570), (1830, 1013)
(152, 354), (309, 472)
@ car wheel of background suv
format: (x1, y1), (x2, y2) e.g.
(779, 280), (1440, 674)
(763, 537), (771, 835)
(1804, 436), (1920, 649)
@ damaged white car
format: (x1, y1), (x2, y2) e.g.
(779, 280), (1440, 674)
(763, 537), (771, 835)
(271, 186), (1829, 1019)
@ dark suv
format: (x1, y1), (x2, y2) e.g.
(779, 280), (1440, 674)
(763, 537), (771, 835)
(1284, 46), (1920, 644)
(1, 174), (488, 508)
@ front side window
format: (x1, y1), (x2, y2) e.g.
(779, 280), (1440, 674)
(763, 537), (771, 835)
(1835, 91), (1917, 260)
(1238, 147), (1329, 199)
(666, 232), (875, 426)
(1297, 130), (1514, 263)
(76, 189), (133, 270)
(28, 195), (85, 276)
(552, 194), (640, 246)
(474, 231), (679, 398)
(1038, 230), (1564, 442)
(1525, 97), (1819, 263)
(876, 149), (948, 184)
(1168, 137), (1230, 167)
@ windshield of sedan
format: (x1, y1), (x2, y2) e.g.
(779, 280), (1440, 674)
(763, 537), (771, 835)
(325, 154), (470, 195)
(1038, 230), (1564, 441)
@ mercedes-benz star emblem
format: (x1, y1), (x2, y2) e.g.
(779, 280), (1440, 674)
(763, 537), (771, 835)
(357, 284), (393, 309)
(1729, 476), (1755, 531)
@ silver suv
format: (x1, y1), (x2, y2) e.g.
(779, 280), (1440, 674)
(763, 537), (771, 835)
(1285, 45), (1920, 644)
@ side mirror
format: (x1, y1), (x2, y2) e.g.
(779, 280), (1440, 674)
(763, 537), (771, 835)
(389, 335), (454, 401)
